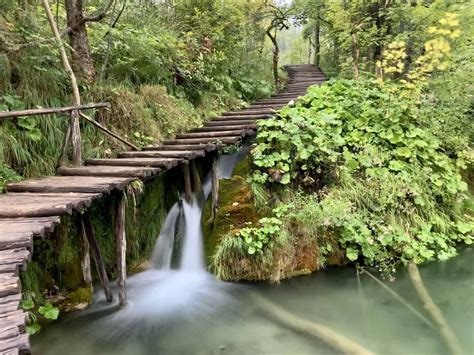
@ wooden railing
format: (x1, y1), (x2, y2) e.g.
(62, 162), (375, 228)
(0, 102), (138, 168)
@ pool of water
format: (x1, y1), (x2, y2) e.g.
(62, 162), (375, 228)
(32, 247), (474, 355)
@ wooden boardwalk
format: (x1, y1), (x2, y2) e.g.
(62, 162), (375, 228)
(0, 64), (326, 353)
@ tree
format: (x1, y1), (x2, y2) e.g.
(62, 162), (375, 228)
(64, 0), (115, 82)
(264, 4), (291, 91)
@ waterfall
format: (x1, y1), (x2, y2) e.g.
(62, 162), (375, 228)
(88, 149), (245, 333)
(151, 146), (248, 271)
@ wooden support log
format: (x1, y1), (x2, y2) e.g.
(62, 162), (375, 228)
(191, 160), (202, 200)
(77, 218), (93, 292)
(114, 191), (127, 307)
(70, 110), (82, 166)
(81, 212), (113, 303)
(79, 112), (139, 151)
(182, 164), (192, 203)
(0, 102), (110, 120)
(211, 154), (219, 222)
(56, 123), (71, 169)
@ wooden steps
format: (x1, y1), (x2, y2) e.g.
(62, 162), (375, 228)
(0, 64), (327, 353)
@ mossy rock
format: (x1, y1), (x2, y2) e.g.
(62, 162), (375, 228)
(203, 172), (263, 265)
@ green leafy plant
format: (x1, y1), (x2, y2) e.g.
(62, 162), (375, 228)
(251, 77), (473, 276)
(237, 205), (292, 255)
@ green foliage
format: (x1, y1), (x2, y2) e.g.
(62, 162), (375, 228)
(237, 204), (291, 255)
(252, 78), (473, 276)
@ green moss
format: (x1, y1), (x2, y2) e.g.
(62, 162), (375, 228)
(203, 161), (263, 265)
(68, 287), (93, 304)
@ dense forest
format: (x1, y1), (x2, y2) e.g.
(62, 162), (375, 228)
(0, 0), (473, 351)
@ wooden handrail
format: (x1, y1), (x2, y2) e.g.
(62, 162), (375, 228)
(0, 102), (111, 120)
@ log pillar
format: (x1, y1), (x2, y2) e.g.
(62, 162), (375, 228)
(183, 164), (192, 203)
(191, 160), (202, 201)
(211, 154), (219, 221)
(81, 212), (113, 302)
(115, 191), (127, 307)
(70, 109), (82, 166)
(78, 217), (92, 291)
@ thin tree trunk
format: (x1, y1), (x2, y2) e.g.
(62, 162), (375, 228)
(42, 0), (82, 166)
(351, 32), (359, 80)
(266, 28), (280, 91)
(314, 19), (320, 67)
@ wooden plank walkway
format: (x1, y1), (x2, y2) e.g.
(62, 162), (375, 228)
(0, 64), (326, 353)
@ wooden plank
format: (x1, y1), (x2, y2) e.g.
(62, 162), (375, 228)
(211, 115), (273, 121)
(58, 166), (160, 178)
(118, 150), (205, 159)
(142, 144), (217, 152)
(0, 193), (100, 218)
(0, 234), (32, 252)
(204, 120), (258, 127)
(0, 217), (60, 237)
(193, 124), (257, 132)
(86, 157), (183, 169)
(7, 177), (130, 194)
(0, 264), (19, 276)
(0, 295), (21, 314)
(0, 275), (21, 298)
(175, 130), (251, 139)
(0, 249), (30, 271)
(223, 109), (275, 116)
(1, 350), (19, 355)
(163, 136), (242, 145)
(0, 333), (29, 352)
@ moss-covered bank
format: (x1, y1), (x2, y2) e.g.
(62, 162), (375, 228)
(203, 157), (346, 283)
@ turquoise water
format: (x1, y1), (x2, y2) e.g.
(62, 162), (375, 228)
(32, 247), (474, 355)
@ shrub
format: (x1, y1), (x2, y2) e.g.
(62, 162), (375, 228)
(252, 78), (473, 277)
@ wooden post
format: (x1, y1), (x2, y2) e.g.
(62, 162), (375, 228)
(211, 154), (219, 221)
(56, 123), (71, 169)
(81, 212), (113, 302)
(78, 218), (93, 291)
(183, 164), (192, 203)
(115, 191), (127, 307)
(191, 160), (202, 200)
(70, 110), (82, 166)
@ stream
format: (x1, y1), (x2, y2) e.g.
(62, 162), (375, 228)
(32, 151), (474, 355)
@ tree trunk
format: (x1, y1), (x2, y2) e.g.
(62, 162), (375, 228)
(267, 28), (280, 92)
(314, 19), (320, 67)
(351, 32), (359, 80)
(65, 0), (96, 82)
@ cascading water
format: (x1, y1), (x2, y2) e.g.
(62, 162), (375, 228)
(75, 148), (248, 336)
